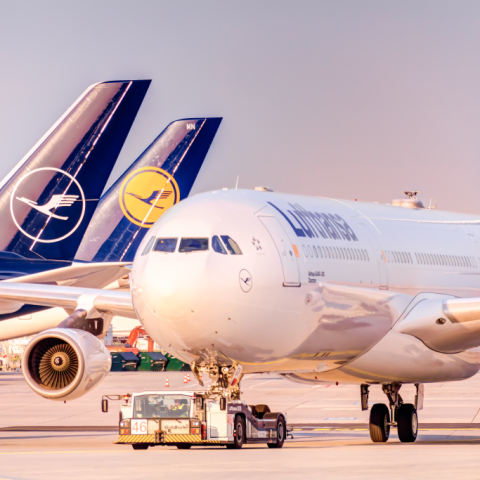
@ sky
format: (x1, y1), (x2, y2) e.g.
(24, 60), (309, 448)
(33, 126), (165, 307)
(2, 1), (480, 213)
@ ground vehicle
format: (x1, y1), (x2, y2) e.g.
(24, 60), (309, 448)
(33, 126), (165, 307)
(107, 390), (287, 450)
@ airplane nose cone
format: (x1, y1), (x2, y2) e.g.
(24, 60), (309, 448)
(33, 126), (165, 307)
(135, 253), (208, 322)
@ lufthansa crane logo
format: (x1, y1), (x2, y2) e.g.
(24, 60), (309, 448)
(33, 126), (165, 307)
(119, 166), (180, 228)
(10, 167), (86, 243)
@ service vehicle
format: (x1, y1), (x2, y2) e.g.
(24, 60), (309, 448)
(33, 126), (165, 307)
(102, 390), (287, 450)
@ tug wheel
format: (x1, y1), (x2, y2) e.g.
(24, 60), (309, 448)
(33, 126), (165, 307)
(176, 444), (192, 449)
(132, 444), (149, 450)
(231, 414), (245, 449)
(267, 415), (286, 449)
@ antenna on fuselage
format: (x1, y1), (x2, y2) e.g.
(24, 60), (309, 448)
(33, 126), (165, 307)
(391, 191), (425, 209)
(235, 175), (239, 190)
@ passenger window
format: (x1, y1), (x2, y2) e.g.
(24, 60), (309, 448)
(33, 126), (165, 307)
(308, 245), (313, 257)
(302, 245), (308, 257)
(212, 236), (227, 254)
(141, 236), (156, 256)
(154, 238), (177, 253)
(220, 236), (242, 255)
(179, 238), (209, 253)
(313, 246), (318, 258)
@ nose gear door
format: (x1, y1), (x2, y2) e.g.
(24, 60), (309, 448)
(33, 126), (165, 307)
(258, 216), (300, 286)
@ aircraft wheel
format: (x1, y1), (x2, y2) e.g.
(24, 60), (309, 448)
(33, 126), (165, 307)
(369, 403), (390, 443)
(397, 403), (418, 443)
(231, 415), (245, 449)
(176, 444), (191, 449)
(132, 444), (149, 450)
(267, 416), (286, 449)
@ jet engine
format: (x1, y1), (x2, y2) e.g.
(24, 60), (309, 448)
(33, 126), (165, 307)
(22, 328), (111, 401)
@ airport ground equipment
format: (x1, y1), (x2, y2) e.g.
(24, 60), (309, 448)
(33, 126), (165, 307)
(110, 352), (139, 372)
(103, 390), (287, 450)
(126, 327), (154, 351)
(164, 353), (191, 371)
(137, 352), (167, 371)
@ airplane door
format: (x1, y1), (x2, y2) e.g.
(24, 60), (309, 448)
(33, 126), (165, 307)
(258, 216), (301, 286)
(357, 222), (388, 290)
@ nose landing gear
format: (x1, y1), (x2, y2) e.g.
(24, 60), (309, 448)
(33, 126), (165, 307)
(367, 383), (421, 443)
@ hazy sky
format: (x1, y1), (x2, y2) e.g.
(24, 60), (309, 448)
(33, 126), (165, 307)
(2, 1), (480, 213)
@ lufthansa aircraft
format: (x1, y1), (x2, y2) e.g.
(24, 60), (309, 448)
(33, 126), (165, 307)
(0, 116), (222, 340)
(3, 188), (480, 443)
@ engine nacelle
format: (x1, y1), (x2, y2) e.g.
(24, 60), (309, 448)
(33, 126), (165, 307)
(22, 328), (111, 401)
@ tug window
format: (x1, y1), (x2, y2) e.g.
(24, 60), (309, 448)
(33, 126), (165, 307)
(220, 236), (243, 255)
(212, 236), (227, 254)
(153, 238), (177, 253)
(179, 238), (209, 253)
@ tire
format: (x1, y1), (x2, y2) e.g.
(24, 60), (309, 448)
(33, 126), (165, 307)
(397, 403), (418, 443)
(132, 444), (149, 450)
(369, 403), (390, 443)
(176, 444), (191, 449)
(231, 415), (245, 449)
(267, 416), (286, 449)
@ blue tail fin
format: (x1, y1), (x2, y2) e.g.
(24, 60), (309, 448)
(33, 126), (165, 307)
(75, 117), (222, 262)
(0, 80), (151, 262)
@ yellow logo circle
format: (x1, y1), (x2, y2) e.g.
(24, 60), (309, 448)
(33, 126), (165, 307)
(119, 167), (180, 228)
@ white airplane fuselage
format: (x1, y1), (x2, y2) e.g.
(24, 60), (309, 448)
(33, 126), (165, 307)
(131, 189), (480, 385)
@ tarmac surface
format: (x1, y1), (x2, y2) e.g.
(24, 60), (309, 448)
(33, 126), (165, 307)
(1, 371), (480, 479)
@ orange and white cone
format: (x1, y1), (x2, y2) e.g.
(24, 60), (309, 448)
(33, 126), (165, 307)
(187, 373), (191, 382)
(184, 374), (188, 384)
(165, 378), (170, 388)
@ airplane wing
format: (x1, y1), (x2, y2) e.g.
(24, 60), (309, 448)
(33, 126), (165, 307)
(0, 282), (136, 319)
(5, 262), (131, 288)
(396, 296), (480, 353)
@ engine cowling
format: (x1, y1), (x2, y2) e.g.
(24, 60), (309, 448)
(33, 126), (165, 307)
(22, 328), (111, 401)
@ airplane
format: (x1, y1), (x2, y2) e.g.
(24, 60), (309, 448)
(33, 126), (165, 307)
(0, 116), (222, 340)
(5, 187), (480, 444)
(0, 78), (150, 281)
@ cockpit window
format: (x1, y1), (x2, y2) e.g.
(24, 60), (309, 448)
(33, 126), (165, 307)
(220, 236), (242, 255)
(154, 238), (177, 253)
(179, 238), (209, 253)
(141, 236), (156, 256)
(212, 236), (227, 254)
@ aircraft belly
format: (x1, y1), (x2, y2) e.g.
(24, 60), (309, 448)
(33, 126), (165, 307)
(308, 329), (480, 384)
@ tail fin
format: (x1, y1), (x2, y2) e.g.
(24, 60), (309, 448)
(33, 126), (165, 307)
(75, 117), (222, 262)
(0, 80), (151, 261)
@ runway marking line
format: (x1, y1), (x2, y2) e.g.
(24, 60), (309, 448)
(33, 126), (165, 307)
(0, 450), (121, 456)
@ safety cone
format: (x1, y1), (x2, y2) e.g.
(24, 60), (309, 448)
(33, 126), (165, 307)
(187, 373), (191, 382)
(165, 377), (170, 388)
(184, 374), (188, 384)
